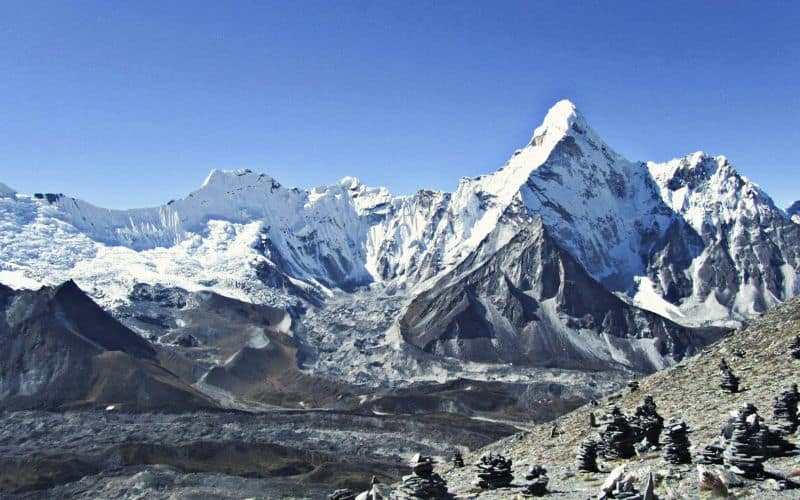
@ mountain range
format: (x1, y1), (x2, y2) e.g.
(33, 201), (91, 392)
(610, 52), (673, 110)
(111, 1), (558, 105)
(1, 99), (798, 391)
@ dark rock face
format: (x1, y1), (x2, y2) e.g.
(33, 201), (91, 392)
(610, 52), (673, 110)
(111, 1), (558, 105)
(0, 281), (215, 411)
(400, 217), (726, 372)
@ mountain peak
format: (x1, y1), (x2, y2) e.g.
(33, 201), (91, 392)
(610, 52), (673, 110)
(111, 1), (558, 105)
(0, 182), (17, 198)
(531, 99), (586, 140)
(200, 168), (263, 189)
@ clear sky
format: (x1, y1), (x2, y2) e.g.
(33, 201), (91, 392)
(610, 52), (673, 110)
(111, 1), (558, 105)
(1, 1), (798, 208)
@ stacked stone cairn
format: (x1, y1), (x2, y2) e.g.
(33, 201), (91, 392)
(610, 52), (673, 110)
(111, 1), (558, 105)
(602, 394), (623, 421)
(632, 394), (664, 448)
(772, 384), (799, 434)
(391, 453), (451, 499)
(723, 406), (765, 478)
(329, 489), (357, 500)
(600, 406), (637, 460)
(627, 378), (639, 393)
(662, 417), (692, 464)
(522, 464), (549, 497)
(473, 453), (514, 489)
(576, 437), (600, 472)
(696, 437), (725, 465)
(452, 450), (464, 468)
(789, 335), (800, 359)
(718, 358), (740, 393)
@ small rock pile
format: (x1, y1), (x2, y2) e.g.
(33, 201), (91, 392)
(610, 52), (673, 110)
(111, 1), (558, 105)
(662, 418), (692, 464)
(522, 464), (549, 497)
(789, 335), (800, 359)
(473, 453), (513, 489)
(772, 384), (799, 433)
(576, 437), (600, 472)
(329, 488), (357, 500)
(452, 450), (464, 468)
(391, 454), (451, 499)
(598, 465), (647, 500)
(627, 378), (639, 393)
(718, 358), (740, 393)
(600, 406), (637, 460)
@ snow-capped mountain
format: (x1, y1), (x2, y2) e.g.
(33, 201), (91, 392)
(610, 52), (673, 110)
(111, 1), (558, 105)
(1, 100), (798, 382)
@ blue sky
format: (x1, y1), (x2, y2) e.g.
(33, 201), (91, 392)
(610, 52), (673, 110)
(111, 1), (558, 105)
(1, 1), (798, 208)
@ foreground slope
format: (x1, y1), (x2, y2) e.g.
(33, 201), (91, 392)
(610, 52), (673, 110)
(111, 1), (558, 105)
(441, 296), (800, 498)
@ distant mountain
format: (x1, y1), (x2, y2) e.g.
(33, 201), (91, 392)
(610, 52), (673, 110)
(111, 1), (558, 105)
(1, 100), (798, 385)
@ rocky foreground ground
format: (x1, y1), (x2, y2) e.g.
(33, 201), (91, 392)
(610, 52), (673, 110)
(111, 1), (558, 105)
(435, 297), (800, 498)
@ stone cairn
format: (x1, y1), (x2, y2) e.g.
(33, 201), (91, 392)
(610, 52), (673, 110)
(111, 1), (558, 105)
(789, 335), (800, 359)
(576, 437), (600, 472)
(605, 480), (643, 500)
(452, 450), (464, 468)
(600, 406), (637, 460)
(329, 488), (357, 500)
(696, 436), (725, 465)
(718, 358), (740, 393)
(772, 384), (799, 434)
(602, 394), (623, 420)
(473, 453), (513, 489)
(627, 378), (639, 393)
(723, 406), (765, 478)
(662, 417), (692, 464)
(632, 394), (664, 448)
(522, 464), (549, 497)
(391, 453), (451, 499)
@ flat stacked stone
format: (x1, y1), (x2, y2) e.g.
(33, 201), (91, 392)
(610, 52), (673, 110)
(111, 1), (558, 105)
(576, 437), (600, 472)
(600, 406), (637, 460)
(522, 464), (549, 497)
(473, 453), (513, 489)
(723, 407), (765, 478)
(772, 384), (799, 433)
(719, 358), (740, 393)
(452, 450), (464, 468)
(662, 418), (692, 464)
(330, 488), (357, 500)
(391, 453), (451, 499)
(789, 335), (800, 359)
(633, 394), (664, 447)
